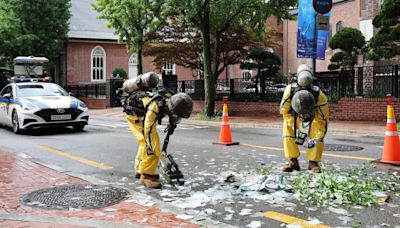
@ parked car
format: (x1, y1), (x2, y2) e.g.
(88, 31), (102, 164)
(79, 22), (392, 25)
(0, 79), (89, 134)
(180, 83), (195, 94)
(243, 83), (287, 93)
(216, 84), (229, 92)
(273, 83), (287, 92)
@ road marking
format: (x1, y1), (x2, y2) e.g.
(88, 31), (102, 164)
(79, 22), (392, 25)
(37, 145), (113, 170)
(242, 143), (375, 161)
(265, 211), (330, 228)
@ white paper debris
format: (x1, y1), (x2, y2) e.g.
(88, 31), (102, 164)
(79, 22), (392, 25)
(246, 221), (262, 228)
(224, 214), (233, 220)
(239, 208), (252, 216)
(328, 207), (349, 215)
(176, 214), (194, 220)
(225, 207), (235, 214)
(104, 208), (117, 212)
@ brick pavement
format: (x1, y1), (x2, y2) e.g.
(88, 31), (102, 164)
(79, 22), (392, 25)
(0, 150), (198, 228)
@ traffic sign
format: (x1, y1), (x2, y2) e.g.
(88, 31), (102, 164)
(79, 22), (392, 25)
(313, 0), (333, 14)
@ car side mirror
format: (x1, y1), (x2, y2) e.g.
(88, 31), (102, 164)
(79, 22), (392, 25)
(68, 92), (75, 97)
(2, 93), (11, 99)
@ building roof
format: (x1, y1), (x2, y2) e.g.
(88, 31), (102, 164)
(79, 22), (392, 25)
(68, 0), (118, 41)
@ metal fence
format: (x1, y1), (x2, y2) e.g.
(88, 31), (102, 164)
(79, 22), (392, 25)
(178, 65), (400, 103)
(67, 83), (106, 99)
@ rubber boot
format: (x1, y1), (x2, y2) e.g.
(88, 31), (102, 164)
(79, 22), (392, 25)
(135, 171), (159, 179)
(135, 171), (141, 179)
(140, 174), (162, 189)
(282, 158), (300, 172)
(308, 161), (321, 173)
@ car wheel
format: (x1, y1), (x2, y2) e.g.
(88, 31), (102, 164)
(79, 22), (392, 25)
(73, 125), (85, 131)
(12, 110), (22, 134)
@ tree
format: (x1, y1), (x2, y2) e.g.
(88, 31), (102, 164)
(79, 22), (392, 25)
(0, 0), (71, 66)
(93, 0), (167, 75)
(328, 27), (366, 71)
(368, 0), (400, 60)
(144, 19), (278, 81)
(240, 48), (281, 97)
(166, 0), (296, 116)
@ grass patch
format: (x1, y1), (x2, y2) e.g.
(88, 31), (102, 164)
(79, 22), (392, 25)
(293, 163), (400, 207)
(191, 113), (220, 121)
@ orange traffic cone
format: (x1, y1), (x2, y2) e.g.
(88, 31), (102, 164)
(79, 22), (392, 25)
(373, 94), (400, 166)
(213, 96), (239, 146)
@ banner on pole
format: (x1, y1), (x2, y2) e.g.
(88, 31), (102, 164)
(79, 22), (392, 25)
(297, 0), (316, 58)
(316, 14), (331, 60)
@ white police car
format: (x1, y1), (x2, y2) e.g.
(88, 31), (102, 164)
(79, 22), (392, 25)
(0, 79), (89, 134)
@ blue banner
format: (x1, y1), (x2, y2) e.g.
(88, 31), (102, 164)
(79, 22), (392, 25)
(316, 30), (329, 60)
(297, 0), (316, 58)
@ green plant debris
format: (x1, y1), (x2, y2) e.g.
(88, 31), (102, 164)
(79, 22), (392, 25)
(191, 113), (220, 121)
(292, 163), (400, 207)
(254, 166), (270, 176)
(351, 221), (362, 228)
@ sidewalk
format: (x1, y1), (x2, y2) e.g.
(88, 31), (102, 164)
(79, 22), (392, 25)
(90, 108), (386, 136)
(0, 150), (198, 228)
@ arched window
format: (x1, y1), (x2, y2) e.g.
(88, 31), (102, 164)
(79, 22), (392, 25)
(241, 60), (253, 82)
(163, 63), (176, 75)
(91, 46), (106, 81)
(336, 21), (344, 32)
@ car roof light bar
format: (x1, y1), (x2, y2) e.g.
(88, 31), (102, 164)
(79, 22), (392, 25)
(13, 56), (49, 64)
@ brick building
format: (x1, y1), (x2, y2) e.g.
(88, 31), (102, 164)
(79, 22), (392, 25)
(60, 0), (284, 90)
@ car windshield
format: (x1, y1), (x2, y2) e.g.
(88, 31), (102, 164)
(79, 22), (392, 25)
(16, 84), (69, 97)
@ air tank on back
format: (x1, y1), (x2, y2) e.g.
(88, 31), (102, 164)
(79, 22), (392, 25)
(123, 72), (160, 93)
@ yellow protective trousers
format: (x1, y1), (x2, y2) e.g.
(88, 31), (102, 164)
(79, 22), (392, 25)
(126, 97), (161, 175)
(282, 116), (325, 161)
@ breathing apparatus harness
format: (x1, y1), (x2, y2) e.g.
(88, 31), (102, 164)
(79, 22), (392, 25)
(289, 83), (320, 146)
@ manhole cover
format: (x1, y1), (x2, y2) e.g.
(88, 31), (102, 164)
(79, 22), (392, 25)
(325, 144), (364, 151)
(20, 184), (129, 210)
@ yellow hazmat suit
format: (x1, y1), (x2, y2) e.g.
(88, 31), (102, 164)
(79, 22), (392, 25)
(126, 97), (161, 175)
(280, 84), (329, 161)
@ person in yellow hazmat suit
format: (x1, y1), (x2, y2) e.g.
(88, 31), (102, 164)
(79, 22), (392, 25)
(280, 64), (329, 173)
(122, 73), (193, 188)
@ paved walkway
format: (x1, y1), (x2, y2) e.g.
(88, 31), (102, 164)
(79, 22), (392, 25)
(0, 150), (198, 228)
(90, 108), (387, 136)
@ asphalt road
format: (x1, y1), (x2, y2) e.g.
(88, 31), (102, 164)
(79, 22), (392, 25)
(0, 115), (399, 228)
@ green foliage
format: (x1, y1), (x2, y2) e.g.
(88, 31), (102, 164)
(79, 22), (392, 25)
(368, 0), (400, 60)
(0, 0), (71, 65)
(167, 0), (297, 116)
(365, 89), (387, 98)
(93, 0), (168, 74)
(112, 68), (127, 80)
(293, 163), (400, 207)
(328, 28), (366, 71)
(191, 113), (220, 121)
(241, 48), (281, 75)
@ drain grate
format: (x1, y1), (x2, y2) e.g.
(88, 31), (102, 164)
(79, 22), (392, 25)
(324, 144), (364, 152)
(20, 184), (129, 210)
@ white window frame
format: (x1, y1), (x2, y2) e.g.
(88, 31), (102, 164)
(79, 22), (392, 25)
(91, 46), (106, 82)
(163, 63), (176, 75)
(241, 60), (253, 82)
(129, 53), (137, 65)
(198, 70), (204, 80)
